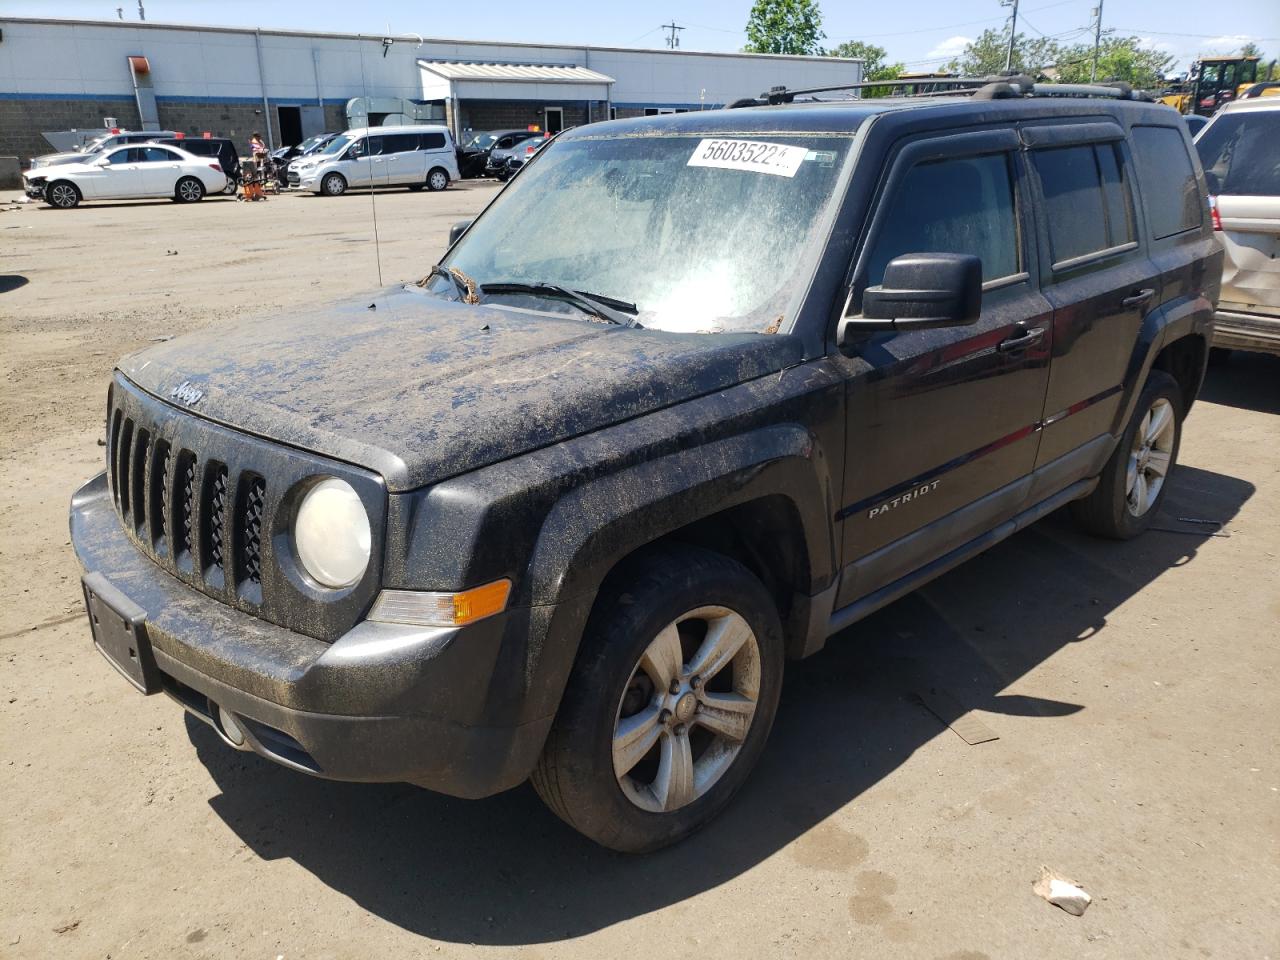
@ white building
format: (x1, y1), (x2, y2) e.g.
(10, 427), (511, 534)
(0, 16), (863, 161)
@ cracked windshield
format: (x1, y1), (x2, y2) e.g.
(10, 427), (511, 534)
(433, 133), (855, 333)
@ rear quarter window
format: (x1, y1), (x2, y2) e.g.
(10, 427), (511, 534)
(1130, 125), (1203, 239)
(419, 132), (447, 149)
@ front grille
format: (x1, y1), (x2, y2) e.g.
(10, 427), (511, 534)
(287, 170), (300, 185)
(102, 374), (387, 642)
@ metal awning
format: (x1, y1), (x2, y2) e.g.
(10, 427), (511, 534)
(417, 60), (614, 84)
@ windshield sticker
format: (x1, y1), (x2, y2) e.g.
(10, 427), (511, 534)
(687, 139), (809, 178)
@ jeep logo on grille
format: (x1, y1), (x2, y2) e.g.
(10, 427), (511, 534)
(170, 381), (204, 406)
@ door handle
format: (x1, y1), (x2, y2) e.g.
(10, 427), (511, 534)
(1121, 288), (1156, 308)
(997, 325), (1045, 353)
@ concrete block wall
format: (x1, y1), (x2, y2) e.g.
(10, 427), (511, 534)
(0, 97), (139, 164)
(458, 100), (587, 134)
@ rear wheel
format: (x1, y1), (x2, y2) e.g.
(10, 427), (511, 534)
(532, 547), (784, 853)
(175, 176), (205, 203)
(427, 167), (449, 192)
(46, 181), (80, 209)
(1072, 370), (1182, 539)
(321, 172), (347, 196)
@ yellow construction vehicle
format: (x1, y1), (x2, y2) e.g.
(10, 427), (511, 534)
(1157, 56), (1271, 116)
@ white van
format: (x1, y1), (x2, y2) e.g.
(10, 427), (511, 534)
(290, 125), (460, 196)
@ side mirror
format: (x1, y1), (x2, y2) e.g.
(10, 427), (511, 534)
(839, 253), (982, 346)
(448, 219), (473, 247)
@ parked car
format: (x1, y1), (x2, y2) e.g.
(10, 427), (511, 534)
(1183, 114), (1209, 137)
(497, 135), (549, 180)
(459, 129), (536, 178)
(24, 143), (227, 207)
(289, 125), (459, 195)
(1195, 96), (1280, 356)
(151, 137), (241, 195)
(70, 83), (1219, 852)
(29, 129), (181, 170)
(483, 129), (543, 176)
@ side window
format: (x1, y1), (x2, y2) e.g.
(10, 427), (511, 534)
(865, 152), (1021, 287)
(1130, 126), (1202, 239)
(105, 149), (134, 165)
(383, 134), (418, 154)
(418, 132), (446, 150)
(496, 137), (513, 149)
(1032, 143), (1135, 263)
(364, 136), (385, 156)
(138, 147), (175, 162)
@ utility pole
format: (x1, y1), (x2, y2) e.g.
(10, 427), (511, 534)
(662, 21), (685, 49)
(137, 0), (145, 21)
(1001, 0), (1019, 72)
(1090, 0), (1105, 81)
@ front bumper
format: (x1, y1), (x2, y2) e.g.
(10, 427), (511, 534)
(1213, 307), (1280, 357)
(69, 472), (553, 798)
(23, 179), (45, 199)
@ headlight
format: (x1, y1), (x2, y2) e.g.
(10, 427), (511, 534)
(293, 477), (371, 588)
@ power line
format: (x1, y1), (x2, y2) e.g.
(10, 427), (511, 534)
(824, 0), (1082, 41)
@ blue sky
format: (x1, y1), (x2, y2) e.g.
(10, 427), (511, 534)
(9, 0), (1280, 72)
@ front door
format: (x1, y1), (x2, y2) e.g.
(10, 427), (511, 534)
(79, 146), (143, 198)
(346, 135), (383, 188)
(544, 107), (564, 135)
(836, 129), (1053, 607)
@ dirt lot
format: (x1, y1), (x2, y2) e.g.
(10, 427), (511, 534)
(1, 185), (1278, 960)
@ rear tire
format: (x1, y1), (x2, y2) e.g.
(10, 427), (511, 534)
(1071, 370), (1182, 539)
(427, 167), (449, 192)
(46, 180), (80, 209)
(321, 172), (347, 196)
(175, 176), (205, 203)
(532, 546), (784, 853)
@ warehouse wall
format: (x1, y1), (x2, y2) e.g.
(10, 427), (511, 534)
(0, 16), (862, 162)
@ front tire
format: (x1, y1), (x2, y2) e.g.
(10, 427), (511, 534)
(1072, 370), (1182, 539)
(532, 546), (784, 853)
(427, 167), (449, 192)
(321, 172), (347, 196)
(175, 176), (205, 203)
(46, 180), (80, 209)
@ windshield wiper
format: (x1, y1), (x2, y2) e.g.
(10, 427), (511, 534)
(479, 282), (639, 326)
(417, 264), (479, 303)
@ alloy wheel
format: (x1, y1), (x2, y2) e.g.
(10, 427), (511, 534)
(178, 178), (203, 202)
(49, 183), (77, 208)
(1126, 397), (1175, 516)
(613, 606), (761, 813)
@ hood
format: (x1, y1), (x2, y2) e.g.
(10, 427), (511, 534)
(118, 287), (804, 492)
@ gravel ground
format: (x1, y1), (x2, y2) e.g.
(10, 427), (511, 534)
(1, 185), (1277, 960)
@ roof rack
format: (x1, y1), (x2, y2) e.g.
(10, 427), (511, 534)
(736, 74), (1155, 107)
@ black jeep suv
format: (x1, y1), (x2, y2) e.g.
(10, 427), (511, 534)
(71, 82), (1219, 852)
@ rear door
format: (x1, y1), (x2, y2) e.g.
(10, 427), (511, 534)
(135, 146), (183, 195)
(1195, 107), (1280, 321)
(380, 133), (422, 186)
(836, 128), (1054, 606)
(1024, 122), (1160, 470)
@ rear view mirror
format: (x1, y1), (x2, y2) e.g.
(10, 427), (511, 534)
(449, 219), (473, 247)
(839, 253), (982, 345)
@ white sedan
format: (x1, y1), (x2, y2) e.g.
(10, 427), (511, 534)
(23, 143), (227, 208)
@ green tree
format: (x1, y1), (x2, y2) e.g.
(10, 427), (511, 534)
(945, 28), (1062, 77)
(1238, 42), (1278, 79)
(825, 40), (905, 96)
(744, 0), (826, 56)
(1052, 35), (1176, 89)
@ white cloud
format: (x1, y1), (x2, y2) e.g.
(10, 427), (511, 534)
(1201, 34), (1254, 53)
(926, 35), (972, 61)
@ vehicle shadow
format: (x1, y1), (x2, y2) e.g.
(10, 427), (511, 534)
(193, 463), (1252, 945)
(1199, 352), (1280, 414)
(0, 275), (29, 294)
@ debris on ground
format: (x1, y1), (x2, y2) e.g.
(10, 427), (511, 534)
(1033, 866), (1092, 916)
